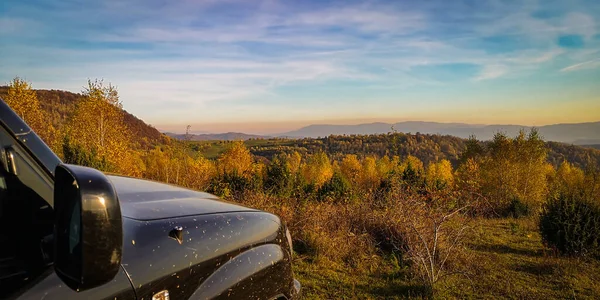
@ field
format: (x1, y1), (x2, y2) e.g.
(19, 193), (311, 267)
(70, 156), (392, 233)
(289, 217), (600, 299)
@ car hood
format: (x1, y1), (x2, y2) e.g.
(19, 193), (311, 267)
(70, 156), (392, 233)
(107, 175), (256, 220)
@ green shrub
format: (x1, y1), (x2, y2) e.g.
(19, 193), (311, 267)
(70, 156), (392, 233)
(507, 197), (533, 218)
(264, 154), (293, 196)
(62, 136), (111, 171)
(317, 172), (352, 202)
(207, 171), (251, 199)
(539, 193), (600, 258)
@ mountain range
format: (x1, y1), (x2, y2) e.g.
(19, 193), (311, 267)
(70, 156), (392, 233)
(278, 121), (600, 145)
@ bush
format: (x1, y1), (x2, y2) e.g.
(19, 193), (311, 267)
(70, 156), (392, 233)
(317, 172), (352, 202)
(539, 193), (600, 258)
(507, 197), (533, 218)
(207, 171), (252, 199)
(62, 137), (111, 171)
(264, 154), (293, 196)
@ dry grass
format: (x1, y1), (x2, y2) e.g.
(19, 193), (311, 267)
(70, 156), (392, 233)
(234, 192), (600, 299)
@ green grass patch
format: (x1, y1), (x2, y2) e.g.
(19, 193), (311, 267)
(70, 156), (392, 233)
(292, 218), (600, 299)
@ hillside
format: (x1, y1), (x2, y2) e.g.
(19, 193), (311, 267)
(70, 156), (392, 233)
(281, 121), (600, 144)
(0, 86), (164, 148)
(165, 131), (269, 141)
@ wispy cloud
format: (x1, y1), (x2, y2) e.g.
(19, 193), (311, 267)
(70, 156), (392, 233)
(560, 58), (600, 72)
(474, 64), (509, 81)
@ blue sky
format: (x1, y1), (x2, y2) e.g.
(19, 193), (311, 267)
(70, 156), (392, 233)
(1, 0), (599, 134)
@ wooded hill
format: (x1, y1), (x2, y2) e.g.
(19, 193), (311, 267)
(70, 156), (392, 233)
(0, 86), (164, 148)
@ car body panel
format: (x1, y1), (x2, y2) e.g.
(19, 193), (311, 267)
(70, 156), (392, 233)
(108, 175), (256, 221)
(120, 212), (296, 299)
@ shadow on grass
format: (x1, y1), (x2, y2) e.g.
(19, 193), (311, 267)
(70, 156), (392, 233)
(471, 243), (543, 257)
(364, 283), (432, 299)
(513, 261), (557, 276)
(296, 263), (433, 299)
(363, 269), (433, 299)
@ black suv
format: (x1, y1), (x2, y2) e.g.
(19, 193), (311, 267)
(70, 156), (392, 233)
(0, 99), (301, 300)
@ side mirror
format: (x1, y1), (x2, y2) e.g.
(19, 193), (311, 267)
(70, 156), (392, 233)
(53, 164), (123, 291)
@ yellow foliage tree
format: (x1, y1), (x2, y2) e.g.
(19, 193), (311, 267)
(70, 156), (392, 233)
(402, 155), (425, 173)
(554, 161), (585, 196)
(376, 156), (393, 178)
(360, 156), (379, 191)
(64, 79), (135, 175)
(181, 156), (216, 190)
(288, 151), (302, 175)
(4, 77), (59, 153)
(302, 151), (333, 188)
(144, 147), (173, 183)
(218, 141), (253, 177)
(426, 159), (454, 189)
(340, 154), (362, 184)
(456, 158), (481, 192)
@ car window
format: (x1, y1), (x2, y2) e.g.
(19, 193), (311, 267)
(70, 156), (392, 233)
(0, 124), (54, 298)
(0, 126), (53, 205)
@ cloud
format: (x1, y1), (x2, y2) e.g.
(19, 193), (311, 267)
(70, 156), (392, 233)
(474, 64), (509, 81)
(561, 12), (596, 38)
(289, 5), (425, 33)
(560, 59), (600, 72)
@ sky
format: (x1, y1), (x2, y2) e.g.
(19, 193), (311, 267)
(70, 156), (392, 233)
(1, 0), (600, 134)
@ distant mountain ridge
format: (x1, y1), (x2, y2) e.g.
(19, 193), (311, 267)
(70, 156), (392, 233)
(165, 132), (269, 141)
(279, 121), (600, 144)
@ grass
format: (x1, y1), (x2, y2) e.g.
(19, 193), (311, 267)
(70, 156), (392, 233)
(293, 257), (428, 299)
(441, 218), (600, 299)
(291, 217), (600, 299)
(190, 139), (297, 159)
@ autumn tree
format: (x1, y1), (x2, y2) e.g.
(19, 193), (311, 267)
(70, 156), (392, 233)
(288, 151), (302, 175)
(552, 161), (585, 197)
(218, 141), (253, 177)
(340, 154), (362, 185)
(302, 151), (333, 189)
(143, 146), (173, 183)
(376, 156), (395, 179)
(181, 155), (216, 190)
(4, 77), (59, 153)
(360, 156), (379, 192)
(401, 155), (425, 186)
(463, 129), (550, 216)
(426, 159), (454, 190)
(64, 79), (136, 175)
(208, 141), (256, 198)
(455, 158), (486, 212)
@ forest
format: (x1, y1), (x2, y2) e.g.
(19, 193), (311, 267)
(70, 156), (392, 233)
(3, 77), (600, 298)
